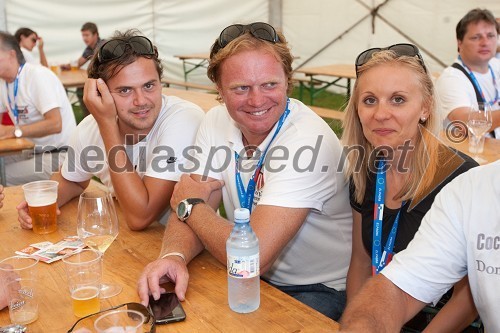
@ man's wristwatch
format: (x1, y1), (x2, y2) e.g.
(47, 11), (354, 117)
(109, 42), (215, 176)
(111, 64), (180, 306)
(14, 126), (22, 138)
(176, 198), (205, 222)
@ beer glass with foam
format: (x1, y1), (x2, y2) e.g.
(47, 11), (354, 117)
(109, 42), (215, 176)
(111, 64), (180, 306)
(63, 249), (102, 317)
(22, 180), (59, 234)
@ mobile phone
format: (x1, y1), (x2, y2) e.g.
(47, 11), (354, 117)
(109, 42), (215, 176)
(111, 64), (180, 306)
(148, 292), (186, 324)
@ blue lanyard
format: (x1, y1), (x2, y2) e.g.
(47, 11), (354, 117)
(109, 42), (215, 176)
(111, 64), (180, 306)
(235, 99), (290, 212)
(458, 56), (499, 107)
(5, 64), (25, 125)
(372, 160), (405, 275)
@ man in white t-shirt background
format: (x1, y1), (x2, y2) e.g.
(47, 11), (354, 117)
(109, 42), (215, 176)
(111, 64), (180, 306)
(16, 30), (204, 231)
(436, 8), (500, 138)
(0, 31), (76, 185)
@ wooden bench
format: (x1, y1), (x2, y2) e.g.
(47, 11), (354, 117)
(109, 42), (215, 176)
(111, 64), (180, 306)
(161, 78), (216, 91)
(310, 105), (345, 121)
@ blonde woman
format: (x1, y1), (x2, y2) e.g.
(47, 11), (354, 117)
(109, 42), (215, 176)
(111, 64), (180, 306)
(343, 44), (479, 331)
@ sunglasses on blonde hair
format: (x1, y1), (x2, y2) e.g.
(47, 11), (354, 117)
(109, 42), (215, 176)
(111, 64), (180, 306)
(355, 43), (426, 77)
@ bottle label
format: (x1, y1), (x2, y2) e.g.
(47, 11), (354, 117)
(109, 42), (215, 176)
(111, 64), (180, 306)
(227, 253), (260, 279)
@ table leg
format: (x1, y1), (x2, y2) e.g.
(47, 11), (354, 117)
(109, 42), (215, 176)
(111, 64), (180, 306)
(0, 156), (5, 186)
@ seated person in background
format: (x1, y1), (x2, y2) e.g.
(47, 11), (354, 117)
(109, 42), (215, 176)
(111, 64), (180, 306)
(61, 22), (105, 71)
(339, 161), (500, 333)
(14, 27), (48, 67)
(435, 8), (500, 138)
(138, 22), (353, 321)
(16, 30), (204, 231)
(61, 22), (106, 117)
(343, 44), (479, 331)
(0, 31), (76, 186)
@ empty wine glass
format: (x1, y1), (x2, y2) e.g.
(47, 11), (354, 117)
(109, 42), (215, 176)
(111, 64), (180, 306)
(77, 190), (122, 298)
(467, 102), (492, 164)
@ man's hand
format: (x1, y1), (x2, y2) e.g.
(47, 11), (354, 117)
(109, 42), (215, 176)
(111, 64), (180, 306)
(137, 256), (189, 306)
(83, 78), (118, 125)
(17, 200), (60, 230)
(170, 174), (224, 209)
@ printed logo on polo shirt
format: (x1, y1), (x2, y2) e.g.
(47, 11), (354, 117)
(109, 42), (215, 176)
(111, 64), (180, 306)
(252, 169), (265, 209)
(18, 105), (29, 120)
(167, 156), (177, 164)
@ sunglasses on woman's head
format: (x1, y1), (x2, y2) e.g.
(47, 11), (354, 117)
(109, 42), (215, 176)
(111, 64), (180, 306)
(97, 36), (156, 63)
(355, 43), (426, 77)
(212, 22), (279, 56)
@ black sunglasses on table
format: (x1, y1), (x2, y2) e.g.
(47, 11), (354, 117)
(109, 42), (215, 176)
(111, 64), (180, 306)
(97, 36), (156, 63)
(67, 302), (156, 333)
(211, 22), (279, 56)
(355, 43), (426, 77)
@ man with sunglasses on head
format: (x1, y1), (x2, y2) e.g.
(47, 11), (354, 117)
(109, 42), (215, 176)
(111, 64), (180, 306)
(0, 31), (76, 186)
(16, 30), (204, 231)
(138, 23), (352, 321)
(436, 8), (500, 138)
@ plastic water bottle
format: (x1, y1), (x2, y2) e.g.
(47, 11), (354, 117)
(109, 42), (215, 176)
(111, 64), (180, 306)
(226, 208), (260, 313)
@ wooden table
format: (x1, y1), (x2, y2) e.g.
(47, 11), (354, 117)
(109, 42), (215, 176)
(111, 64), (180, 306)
(0, 138), (34, 186)
(0, 183), (340, 332)
(440, 132), (500, 165)
(294, 64), (356, 105)
(174, 53), (210, 83)
(163, 87), (219, 112)
(57, 69), (88, 89)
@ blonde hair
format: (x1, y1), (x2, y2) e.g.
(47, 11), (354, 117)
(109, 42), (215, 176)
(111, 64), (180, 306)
(343, 50), (440, 204)
(207, 31), (294, 102)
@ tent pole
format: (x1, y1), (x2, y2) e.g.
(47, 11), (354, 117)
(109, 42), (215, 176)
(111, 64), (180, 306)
(294, 13), (372, 70)
(269, 0), (282, 30)
(356, 0), (446, 68)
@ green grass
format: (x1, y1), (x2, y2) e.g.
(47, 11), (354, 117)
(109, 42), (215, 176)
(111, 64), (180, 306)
(72, 104), (86, 124)
(289, 86), (347, 137)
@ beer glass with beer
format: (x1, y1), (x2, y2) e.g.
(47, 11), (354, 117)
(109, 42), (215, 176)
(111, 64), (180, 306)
(63, 249), (102, 318)
(22, 180), (59, 234)
(77, 190), (121, 298)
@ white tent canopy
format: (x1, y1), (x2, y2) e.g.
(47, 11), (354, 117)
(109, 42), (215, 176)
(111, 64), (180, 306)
(3, 0), (499, 85)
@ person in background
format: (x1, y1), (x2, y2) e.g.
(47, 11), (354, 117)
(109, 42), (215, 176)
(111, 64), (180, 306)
(339, 160), (500, 333)
(343, 44), (479, 331)
(0, 31), (76, 186)
(496, 17), (500, 59)
(61, 22), (106, 117)
(138, 22), (352, 321)
(435, 8), (500, 138)
(16, 30), (204, 231)
(14, 27), (48, 67)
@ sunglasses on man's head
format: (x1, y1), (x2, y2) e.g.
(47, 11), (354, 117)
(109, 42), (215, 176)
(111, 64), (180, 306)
(355, 43), (426, 77)
(97, 36), (156, 63)
(212, 22), (279, 55)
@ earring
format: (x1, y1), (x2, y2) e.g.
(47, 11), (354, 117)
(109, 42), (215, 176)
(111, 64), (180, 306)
(419, 117), (427, 124)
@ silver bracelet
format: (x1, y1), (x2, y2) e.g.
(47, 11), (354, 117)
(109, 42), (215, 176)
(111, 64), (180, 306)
(159, 252), (186, 263)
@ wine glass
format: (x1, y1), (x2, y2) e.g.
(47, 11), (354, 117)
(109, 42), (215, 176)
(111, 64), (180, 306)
(77, 190), (122, 298)
(467, 102), (492, 164)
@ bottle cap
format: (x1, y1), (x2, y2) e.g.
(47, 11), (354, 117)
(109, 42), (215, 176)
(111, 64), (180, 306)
(234, 208), (250, 223)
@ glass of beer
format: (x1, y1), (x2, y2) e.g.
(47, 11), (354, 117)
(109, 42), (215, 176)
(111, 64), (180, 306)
(0, 256), (39, 325)
(22, 180), (59, 234)
(63, 249), (102, 318)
